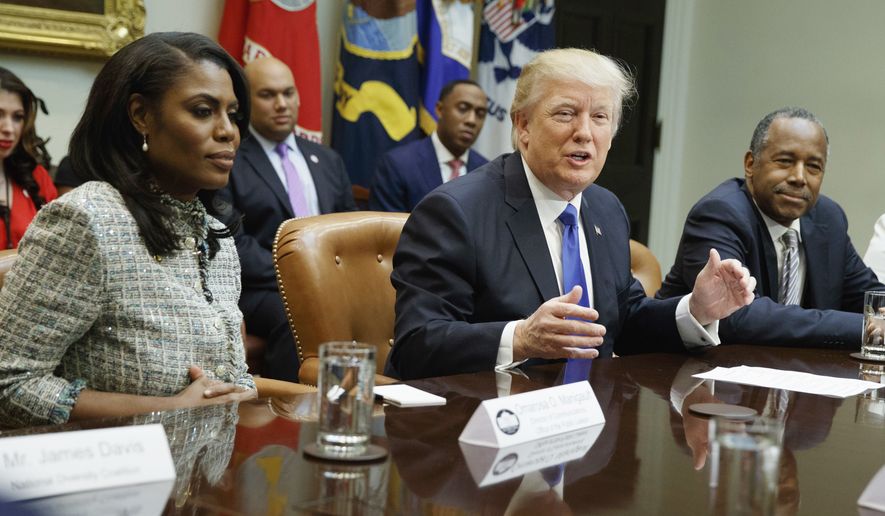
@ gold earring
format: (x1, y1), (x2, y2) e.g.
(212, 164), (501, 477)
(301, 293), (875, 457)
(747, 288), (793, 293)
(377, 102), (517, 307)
(142, 134), (149, 152)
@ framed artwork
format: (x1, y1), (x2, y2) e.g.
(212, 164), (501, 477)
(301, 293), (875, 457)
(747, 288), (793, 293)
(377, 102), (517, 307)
(0, 0), (144, 58)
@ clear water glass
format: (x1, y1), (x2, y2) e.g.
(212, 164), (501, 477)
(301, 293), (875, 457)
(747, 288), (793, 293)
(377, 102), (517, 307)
(317, 341), (376, 457)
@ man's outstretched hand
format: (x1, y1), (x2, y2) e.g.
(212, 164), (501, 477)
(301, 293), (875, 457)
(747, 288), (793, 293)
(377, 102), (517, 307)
(689, 249), (757, 325)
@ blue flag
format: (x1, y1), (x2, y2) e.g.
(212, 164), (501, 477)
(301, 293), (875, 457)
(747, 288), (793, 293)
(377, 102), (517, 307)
(416, 0), (475, 135)
(332, 3), (422, 187)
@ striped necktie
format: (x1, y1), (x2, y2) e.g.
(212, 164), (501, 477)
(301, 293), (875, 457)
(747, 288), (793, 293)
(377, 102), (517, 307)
(779, 228), (800, 305)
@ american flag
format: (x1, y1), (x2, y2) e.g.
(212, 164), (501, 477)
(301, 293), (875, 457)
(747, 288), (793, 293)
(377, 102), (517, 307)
(484, 0), (530, 43)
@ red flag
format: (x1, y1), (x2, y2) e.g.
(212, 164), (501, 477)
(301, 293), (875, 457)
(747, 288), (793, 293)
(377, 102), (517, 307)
(218, 0), (323, 142)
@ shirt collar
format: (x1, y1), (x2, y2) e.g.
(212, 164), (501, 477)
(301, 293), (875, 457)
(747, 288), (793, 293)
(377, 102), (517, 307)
(249, 127), (297, 155)
(521, 155), (582, 226)
(431, 131), (469, 165)
(753, 199), (802, 243)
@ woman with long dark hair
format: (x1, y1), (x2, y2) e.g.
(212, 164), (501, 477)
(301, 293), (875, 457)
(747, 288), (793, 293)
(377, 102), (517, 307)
(0, 32), (257, 428)
(0, 67), (58, 249)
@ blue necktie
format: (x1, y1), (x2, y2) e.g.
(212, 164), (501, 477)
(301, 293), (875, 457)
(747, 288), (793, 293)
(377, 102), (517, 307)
(541, 210), (594, 488)
(558, 204), (590, 308)
(558, 204), (594, 376)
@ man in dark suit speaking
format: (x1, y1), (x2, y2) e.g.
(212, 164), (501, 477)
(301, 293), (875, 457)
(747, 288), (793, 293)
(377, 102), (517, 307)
(385, 48), (756, 380)
(212, 57), (355, 381)
(369, 80), (489, 212)
(657, 107), (884, 348)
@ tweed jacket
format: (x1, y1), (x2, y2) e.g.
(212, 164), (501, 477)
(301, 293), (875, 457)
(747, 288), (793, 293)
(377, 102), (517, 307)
(0, 182), (254, 427)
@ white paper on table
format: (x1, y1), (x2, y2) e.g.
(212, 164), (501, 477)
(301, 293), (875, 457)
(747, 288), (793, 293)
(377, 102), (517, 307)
(374, 384), (446, 407)
(692, 366), (885, 398)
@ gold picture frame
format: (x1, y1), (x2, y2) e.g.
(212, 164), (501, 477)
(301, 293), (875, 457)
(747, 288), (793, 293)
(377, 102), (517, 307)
(0, 0), (145, 58)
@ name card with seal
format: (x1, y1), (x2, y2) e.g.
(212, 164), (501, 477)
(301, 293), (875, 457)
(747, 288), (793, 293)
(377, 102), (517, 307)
(459, 425), (603, 487)
(18, 479), (174, 515)
(0, 424), (175, 501)
(458, 381), (605, 448)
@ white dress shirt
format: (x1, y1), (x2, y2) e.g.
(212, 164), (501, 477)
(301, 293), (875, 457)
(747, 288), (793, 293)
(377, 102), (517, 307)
(495, 159), (718, 368)
(250, 129), (321, 216)
(755, 204), (805, 303)
(864, 214), (885, 283)
(430, 131), (469, 182)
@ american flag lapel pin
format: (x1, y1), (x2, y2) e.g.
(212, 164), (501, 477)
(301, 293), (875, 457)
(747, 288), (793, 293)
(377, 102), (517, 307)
(594, 224), (602, 236)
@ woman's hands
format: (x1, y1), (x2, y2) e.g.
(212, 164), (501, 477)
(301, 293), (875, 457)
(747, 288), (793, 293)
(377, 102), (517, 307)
(173, 365), (256, 409)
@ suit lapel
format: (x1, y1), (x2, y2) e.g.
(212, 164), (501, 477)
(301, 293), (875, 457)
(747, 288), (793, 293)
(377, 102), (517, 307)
(295, 137), (328, 213)
(417, 138), (443, 194)
(241, 135), (294, 217)
(799, 214), (829, 307)
(466, 149), (486, 172)
(580, 193), (605, 309)
(742, 184), (779, 297)
(503, 154), (560, 302)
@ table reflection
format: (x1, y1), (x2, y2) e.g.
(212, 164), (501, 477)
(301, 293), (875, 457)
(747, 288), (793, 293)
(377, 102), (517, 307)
(857, 362), (885, 425)
(1, 346), (881, 515)
(651, 350), (855, 516)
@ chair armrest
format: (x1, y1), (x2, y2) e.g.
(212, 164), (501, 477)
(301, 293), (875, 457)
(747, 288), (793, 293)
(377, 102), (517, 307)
(254, 377), (316, 398)
(299, 358), (397, 387)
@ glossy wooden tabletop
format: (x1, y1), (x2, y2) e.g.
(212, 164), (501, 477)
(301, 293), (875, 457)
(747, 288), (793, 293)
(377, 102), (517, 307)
(5, 346), (885, 515)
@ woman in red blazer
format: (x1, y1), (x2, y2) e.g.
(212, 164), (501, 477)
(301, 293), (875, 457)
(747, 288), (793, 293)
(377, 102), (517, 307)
(0, 67), (58, 249)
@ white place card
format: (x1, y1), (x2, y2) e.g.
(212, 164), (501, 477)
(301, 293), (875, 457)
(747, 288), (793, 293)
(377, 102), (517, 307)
(0, 424), (175, 501)
(458, 381), (605, 447)
(859, 464), (885, 514)
(17, 480), (174, 515)
(459, 424), (603, 487)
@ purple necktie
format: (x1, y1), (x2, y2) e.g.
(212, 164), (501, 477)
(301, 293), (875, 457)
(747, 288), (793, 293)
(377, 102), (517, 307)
(275, 142), (309, 217)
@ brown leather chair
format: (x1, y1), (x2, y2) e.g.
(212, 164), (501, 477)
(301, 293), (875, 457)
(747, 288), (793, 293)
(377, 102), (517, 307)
(629, 239), (662, 297)
(0, 248), (17, 290)
(351, 184), (370, 211)
(273, 211), (409, 386)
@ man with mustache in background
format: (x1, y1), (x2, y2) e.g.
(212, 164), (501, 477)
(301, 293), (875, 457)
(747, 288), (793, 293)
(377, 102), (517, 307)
(658, 107), (884, 348)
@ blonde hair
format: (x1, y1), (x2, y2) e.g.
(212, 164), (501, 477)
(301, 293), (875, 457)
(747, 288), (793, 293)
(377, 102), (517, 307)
(510, 48), (635, 149)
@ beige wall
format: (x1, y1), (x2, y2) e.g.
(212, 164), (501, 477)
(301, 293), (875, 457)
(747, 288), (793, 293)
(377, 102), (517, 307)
(653, 0), (884, 269)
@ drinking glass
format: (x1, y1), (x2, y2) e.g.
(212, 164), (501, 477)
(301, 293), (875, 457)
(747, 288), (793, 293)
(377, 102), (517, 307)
(862, 291), (885, 359)
(316, 341), (375, 457)
(708, 416), (784, 516)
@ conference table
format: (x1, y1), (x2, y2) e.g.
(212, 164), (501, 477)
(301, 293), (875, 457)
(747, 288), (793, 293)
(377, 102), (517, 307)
(4, 345), (884, 515)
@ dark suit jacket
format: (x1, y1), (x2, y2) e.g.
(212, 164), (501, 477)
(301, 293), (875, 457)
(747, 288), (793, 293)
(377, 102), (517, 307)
(212, 132), (356, 290)
(368, 136), (487, 212)
(385, 152), (687, 380)
(657, 178), (883, 348)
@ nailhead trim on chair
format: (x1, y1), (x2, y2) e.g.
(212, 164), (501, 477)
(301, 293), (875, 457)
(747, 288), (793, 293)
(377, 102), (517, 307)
(272, 218), (306, 371)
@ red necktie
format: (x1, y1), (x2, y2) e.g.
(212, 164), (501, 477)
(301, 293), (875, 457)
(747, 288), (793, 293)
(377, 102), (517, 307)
(447, 158), (464, 181)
